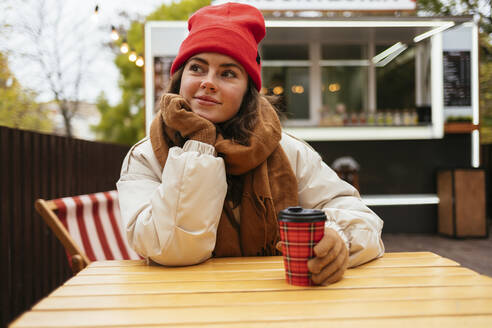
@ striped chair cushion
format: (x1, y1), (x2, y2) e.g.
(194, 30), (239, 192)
(53, 190), (140, 261)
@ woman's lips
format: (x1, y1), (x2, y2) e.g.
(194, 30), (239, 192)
(194, 96), (221, 106)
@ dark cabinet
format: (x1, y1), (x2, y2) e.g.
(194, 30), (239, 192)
(437, 169), (487, 237)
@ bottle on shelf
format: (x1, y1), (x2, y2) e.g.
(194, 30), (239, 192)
(385, 111), (393, 126)
(359, 112), (367, 125)
(411, 109), (418, 125)
(393, 110), (402, 125)
(403, 110), (412, 125)
(376, 111), (385, 125)
(350, 113), (359, 125)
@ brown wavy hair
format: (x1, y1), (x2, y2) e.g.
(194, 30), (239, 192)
(166, 65), (262, 146)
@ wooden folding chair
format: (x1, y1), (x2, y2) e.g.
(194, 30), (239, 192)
(35, 190), (140, 274)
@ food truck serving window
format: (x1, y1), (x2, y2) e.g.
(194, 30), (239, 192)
(260, 35), (432, 128)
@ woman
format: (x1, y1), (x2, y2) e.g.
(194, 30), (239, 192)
(117, 2), (384, 285)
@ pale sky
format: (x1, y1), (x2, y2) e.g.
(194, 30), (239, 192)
(1, 0), (172, 105)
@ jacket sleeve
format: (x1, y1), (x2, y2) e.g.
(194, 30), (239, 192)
(282, 134), (385, 268)
(116, 139), (227, 266)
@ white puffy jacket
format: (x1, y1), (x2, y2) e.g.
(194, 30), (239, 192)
(117, 132), (384, 267)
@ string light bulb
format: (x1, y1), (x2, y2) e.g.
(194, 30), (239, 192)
(120, 41), (129, 54)
(111, 25), (119, 41)
(273, 86), (284, 95)
(136, 56), (144, 67)
(92, 4), (100, 22)
(129, 51), (137, 62)
(291, 85), (304, 94)
(328, 83), (341, 92)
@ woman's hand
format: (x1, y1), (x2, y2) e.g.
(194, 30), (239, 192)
(161, 93), (216, 145)
(307, 228), (349, 285)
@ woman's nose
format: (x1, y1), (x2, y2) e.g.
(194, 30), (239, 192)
(200, 74), (217, 92)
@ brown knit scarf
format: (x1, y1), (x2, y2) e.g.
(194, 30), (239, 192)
(149, 95), (298, 257)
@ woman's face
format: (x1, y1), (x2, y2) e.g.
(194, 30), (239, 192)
(179, 52), (248, 123)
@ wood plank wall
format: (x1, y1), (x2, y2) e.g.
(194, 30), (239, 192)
(0, 126), (130, 327)
(482, 144), (492, 219)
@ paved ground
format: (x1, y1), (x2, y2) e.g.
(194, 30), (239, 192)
(382, 221), (492, 277)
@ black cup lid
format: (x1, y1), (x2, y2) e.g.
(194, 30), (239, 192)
(278, 206), (327, 222)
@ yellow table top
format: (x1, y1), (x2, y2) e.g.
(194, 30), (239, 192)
(10, 252), (492, 327)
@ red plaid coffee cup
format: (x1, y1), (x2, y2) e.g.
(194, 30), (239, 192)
(278, 206), (326, 286)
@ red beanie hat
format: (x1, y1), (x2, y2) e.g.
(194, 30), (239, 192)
(170, 2), (265, 91)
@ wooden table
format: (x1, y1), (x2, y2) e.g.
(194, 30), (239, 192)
(10, 252), (492, 327)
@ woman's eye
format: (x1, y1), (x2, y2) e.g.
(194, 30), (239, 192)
(189, 64), (203, 72)
(222, 70), (237, 78)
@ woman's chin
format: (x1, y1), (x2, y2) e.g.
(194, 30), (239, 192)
(193, 110), (219, 123)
